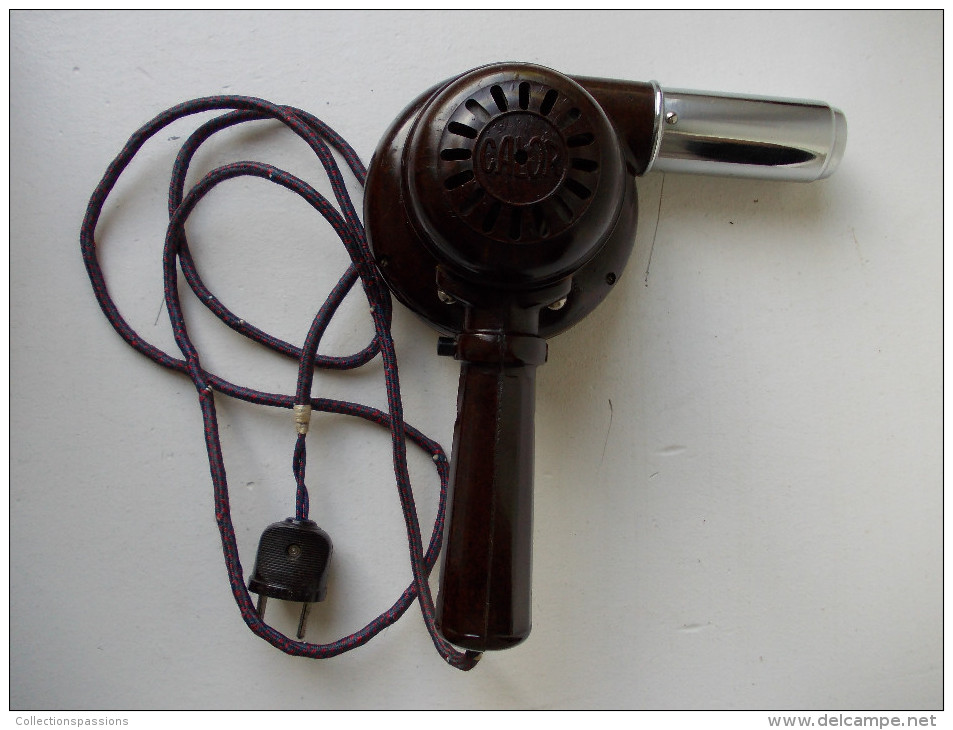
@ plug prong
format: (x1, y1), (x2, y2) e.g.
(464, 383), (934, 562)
(256, 594), (268, 619)
(297, 602), (312, 640)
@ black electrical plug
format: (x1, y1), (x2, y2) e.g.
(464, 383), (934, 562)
(248, 518), (333, 640)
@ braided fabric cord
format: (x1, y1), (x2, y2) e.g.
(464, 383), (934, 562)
(79, 96), (479, 671)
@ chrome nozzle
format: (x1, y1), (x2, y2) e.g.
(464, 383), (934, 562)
(646, 85), (847, 182)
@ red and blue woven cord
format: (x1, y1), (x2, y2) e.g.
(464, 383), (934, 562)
(79, 95), (479, 671)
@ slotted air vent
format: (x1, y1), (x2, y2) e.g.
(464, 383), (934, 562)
(437, 79), (601, 243)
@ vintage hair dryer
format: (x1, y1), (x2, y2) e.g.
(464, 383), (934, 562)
(363, 63), (846, 652)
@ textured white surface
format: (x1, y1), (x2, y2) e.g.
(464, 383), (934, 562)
(10, 10), (941, 709)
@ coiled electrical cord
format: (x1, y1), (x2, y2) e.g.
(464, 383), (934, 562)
(79, 95), (480, 671)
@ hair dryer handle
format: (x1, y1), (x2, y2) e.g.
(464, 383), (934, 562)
(436, 333), (546, 651)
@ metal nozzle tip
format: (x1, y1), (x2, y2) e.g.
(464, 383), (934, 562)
(819, 107), (848, 179)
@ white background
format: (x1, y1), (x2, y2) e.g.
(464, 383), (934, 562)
(10, 10), (942, 710)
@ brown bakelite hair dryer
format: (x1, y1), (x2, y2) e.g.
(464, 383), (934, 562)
(363, 62), (846, 652)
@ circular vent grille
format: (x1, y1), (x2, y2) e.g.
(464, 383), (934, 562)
(437, 79), (601, 244)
